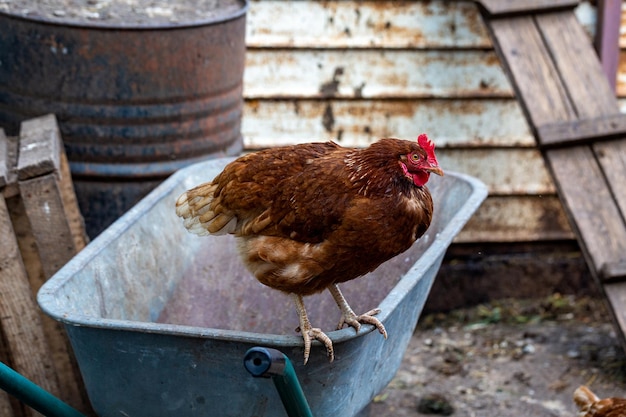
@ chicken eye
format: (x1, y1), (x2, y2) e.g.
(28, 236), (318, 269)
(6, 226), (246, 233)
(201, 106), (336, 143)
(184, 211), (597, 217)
(411, 153), (420, 161)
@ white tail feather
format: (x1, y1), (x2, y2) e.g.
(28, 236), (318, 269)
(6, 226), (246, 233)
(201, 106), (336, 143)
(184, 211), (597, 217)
(176, 188), (238, 236)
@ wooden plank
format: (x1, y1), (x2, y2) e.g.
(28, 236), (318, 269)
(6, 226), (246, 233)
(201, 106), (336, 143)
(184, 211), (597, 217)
(488, 10), (626, 269)
(0, 196), (61, 406)
(0, 158), (18, 417)
(16, 115), (87, 251)
(243, 99), (534, 149)
(601, 261), (626, 282)
(537, 114), (626, 147)
(477, 0), (579, 18)
(604, 282), (626, 352)
(488, 16), (576, 127)
(537, 12), (626, 289)
(246, 1), (492, 49)
(482, 2), (626, 353)
(17, 117), (79, 278)
(545, 147), (626, 274)
(13, 115), (90, 413)
(536, 12), (618, 117)
(245, 49), (513, 99)
(594, 139), (626, 216)
(57, 146), (88, 252)
(0, 134), (19, 199)
(6, 196), (89, 415)
(16, 114), (60, 180)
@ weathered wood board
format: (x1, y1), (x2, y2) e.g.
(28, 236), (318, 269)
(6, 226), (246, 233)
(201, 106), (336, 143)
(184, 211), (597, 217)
(0, 196), (62, 417)
(479, 0), (626, 352)
(537, 114), (626, 147)
(0, 115), (91, 415)
(0, 130), (24, 417)
(478, 0), (580, 17)
(17, 115), (87, 278)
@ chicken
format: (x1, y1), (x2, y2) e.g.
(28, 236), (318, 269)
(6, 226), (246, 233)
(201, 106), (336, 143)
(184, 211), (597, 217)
(574, 386), (626, 417)
(175, 135), (443, 364)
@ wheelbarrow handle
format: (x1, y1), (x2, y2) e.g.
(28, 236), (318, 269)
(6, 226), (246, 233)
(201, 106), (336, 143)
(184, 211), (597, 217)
(244, 347), (313, 417)
(0, 361), (86, 417)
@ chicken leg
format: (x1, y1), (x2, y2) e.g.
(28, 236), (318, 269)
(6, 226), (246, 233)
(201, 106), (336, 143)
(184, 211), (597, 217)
(292, 294), (334, 364)
(328, 284), (388, 338)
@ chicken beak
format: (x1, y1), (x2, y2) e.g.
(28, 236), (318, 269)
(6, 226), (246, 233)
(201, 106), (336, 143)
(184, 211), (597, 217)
(426, 165), (444, 177)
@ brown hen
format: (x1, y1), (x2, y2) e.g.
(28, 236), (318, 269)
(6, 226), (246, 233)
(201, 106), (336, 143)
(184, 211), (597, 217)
(175, 135), (443, 363)
(574, 386), (626, 417)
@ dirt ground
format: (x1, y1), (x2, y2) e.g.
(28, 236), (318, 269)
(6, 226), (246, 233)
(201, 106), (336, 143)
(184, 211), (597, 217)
(368, 294), (626, 417)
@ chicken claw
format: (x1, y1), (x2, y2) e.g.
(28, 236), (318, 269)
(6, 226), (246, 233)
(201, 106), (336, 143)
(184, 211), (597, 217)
(298, 326), (334, 365)
(329, 284), (388, 338)
(337, 308), (388, 338)
(292, 294), (334, 364)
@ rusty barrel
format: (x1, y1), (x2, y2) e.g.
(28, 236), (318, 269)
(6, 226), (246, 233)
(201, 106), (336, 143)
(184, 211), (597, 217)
(0, 1), (247, 237)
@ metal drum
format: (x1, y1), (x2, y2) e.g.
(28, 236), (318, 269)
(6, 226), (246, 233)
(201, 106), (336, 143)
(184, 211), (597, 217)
(0, 1), (247, 236)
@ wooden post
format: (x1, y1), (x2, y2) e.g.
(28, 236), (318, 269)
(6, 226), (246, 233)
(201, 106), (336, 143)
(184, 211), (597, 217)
(594, 0), (622, 92)
(0, 115), (92, 415)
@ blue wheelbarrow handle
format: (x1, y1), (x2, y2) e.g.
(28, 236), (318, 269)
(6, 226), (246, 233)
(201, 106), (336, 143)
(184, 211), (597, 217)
(244, 347), (313, 417)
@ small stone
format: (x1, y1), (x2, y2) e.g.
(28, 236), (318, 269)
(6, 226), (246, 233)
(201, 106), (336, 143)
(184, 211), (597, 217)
(417, 393), (455, 416)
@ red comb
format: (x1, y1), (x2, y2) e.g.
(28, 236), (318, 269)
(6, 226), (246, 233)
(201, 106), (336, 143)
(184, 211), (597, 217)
(418, 134), (435, 152)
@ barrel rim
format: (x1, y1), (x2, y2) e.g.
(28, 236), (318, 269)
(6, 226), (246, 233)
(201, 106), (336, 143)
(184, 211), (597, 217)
(0, 0), (248, 31)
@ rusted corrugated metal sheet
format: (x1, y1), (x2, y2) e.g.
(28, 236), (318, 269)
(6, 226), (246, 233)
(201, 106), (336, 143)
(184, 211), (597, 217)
(246, 1), (491, 49)
(245, 50), (512, 99)
(243, 99), (533, 148)
(436, 148), (555, 195)
(456, 195), (573, 243)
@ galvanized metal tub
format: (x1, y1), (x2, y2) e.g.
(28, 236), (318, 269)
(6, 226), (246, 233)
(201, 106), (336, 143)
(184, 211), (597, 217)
(0, 1), (247, 237)
(38, 157), (487, 417)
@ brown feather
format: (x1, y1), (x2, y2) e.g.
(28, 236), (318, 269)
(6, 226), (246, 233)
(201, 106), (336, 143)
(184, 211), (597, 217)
(575, 386), (626, 417)
(176, 138), (436, 296)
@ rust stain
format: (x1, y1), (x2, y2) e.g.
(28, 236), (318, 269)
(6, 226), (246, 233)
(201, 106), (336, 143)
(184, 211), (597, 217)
(353, 82), (366, 98)
(320, 67), (345, 97)
(458, 1), (492, 46)
(247, 99), (260, 113)
(322, 103), (335, 132)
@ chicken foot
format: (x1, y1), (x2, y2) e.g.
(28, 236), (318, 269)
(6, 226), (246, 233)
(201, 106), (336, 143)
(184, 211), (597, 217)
(329, 284), (388, 339)
(292, 293), (334, 364)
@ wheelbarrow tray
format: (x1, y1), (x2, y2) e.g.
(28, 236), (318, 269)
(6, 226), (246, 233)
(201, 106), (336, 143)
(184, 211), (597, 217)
(38, 157), (487, 417)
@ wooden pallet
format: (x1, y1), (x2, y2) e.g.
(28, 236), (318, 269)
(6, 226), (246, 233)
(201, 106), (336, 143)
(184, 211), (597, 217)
(0, 115), (92, 416)
(477, 1), (626, 351)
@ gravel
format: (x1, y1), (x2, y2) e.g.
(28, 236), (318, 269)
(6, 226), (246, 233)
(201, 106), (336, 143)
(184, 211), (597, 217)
(368, 295), (626, 417)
